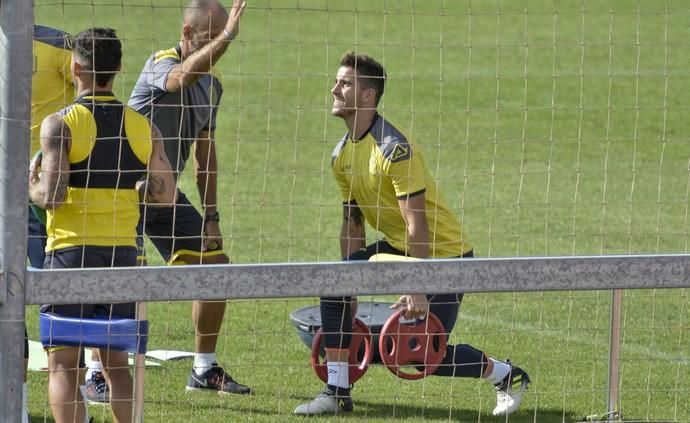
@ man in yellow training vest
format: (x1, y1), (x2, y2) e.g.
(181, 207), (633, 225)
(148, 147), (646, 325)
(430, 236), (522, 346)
(29, 27), (176, 423)
(294, 52), (530, 417)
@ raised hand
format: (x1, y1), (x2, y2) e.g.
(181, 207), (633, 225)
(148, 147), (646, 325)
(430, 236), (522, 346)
(224, 0), (247, 40)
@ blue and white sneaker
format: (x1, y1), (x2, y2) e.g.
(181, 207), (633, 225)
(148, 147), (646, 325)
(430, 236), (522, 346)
(84, 371), (109, 404)
(186, 365), (251, 395)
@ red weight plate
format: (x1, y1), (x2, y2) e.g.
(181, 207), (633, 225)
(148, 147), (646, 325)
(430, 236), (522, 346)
(379, 310), (448, 380)
(311, 318), (373, 384)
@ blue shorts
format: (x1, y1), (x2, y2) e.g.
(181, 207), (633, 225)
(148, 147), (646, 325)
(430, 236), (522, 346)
(137, 190), (224, 264)
(40, 246), (137, 319)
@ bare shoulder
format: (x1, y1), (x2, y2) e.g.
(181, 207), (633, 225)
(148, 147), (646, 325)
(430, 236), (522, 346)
(39, 112), (70, 151)
(40, 113), (64, 134)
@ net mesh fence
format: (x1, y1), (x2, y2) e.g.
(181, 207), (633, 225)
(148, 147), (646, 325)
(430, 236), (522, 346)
(12, 0), (690, 421)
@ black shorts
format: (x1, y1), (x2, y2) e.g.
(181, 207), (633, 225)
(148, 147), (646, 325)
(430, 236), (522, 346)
(40, 246), (137, 319)
(137, 190), (224, 264)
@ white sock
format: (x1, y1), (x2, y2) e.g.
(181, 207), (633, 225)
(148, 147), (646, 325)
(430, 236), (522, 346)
(22, 383), (28, 423)
(193, 353), (217, 375)
(486, 358), (511, 385)
(326, 361), (349, 389)
(89, 359), (103, 372)
(86, 359), (104, 382)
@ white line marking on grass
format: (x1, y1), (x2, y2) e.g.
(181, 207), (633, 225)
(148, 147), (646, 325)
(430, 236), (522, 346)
(459, 314), (690, 366)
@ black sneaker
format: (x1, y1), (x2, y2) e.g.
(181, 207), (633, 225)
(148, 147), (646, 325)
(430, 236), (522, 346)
(84, 370), (109, 404)
(186, 365), (252, 395)
(293, 386), (354, 415)
(493, 360), (530, 416)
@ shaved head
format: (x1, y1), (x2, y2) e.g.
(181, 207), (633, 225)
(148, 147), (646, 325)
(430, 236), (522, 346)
(183, 0), (228, 32)
(181, 0), (229, 54)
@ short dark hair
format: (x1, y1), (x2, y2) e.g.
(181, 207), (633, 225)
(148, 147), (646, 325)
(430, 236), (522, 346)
(72, 27), (121, 86)
(339, 51), (387, 105)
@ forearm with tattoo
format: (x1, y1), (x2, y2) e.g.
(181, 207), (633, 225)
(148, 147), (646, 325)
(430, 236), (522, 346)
(143, 126), (177, 205)
(30, 114), (70, 209)
(340, 202), (366, 258)
(344, 203), (364, 227)
(145, 174), (167, 202)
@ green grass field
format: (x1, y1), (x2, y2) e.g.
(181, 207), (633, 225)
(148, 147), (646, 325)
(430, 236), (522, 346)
(27, 0), (690, 421)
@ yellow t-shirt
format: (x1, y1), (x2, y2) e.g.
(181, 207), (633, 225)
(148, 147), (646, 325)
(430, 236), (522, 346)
(31, 25), (74, 156)
(331, 114), (471, 258)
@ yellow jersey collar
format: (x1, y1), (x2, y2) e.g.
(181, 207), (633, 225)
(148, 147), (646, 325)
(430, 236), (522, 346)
(77, 91), (117, 102)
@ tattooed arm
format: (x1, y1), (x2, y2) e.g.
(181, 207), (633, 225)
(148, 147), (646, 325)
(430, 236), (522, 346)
(139, 123), (177, 205)
(340, 200), (366, 259)
(29, 113), (70, 209)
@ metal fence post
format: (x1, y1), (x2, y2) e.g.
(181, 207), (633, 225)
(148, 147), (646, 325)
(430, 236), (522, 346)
(607, 289), (624, 421)
(0, 1), (34, 421)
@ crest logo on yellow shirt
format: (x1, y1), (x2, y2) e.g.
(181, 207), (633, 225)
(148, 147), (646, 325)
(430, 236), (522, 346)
(390, 144), (410, 162)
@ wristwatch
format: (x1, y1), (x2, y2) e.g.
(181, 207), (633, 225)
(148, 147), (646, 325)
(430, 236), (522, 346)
(205, 211), (220, 222)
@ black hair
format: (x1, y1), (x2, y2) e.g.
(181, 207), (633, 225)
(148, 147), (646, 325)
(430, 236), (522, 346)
(339, 51), (387, 105)
(72, 27), (121, 86)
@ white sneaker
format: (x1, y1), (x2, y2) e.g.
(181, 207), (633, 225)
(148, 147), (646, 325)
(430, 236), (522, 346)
(492, 361), (530, 416)
(293, 387), (353, 416)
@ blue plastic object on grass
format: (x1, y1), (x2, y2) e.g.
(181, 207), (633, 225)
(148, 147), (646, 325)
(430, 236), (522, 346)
(39, 312), (149, 354)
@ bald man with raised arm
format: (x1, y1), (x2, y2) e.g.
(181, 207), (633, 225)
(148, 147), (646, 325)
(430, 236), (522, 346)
(126, 0), (251, 395)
